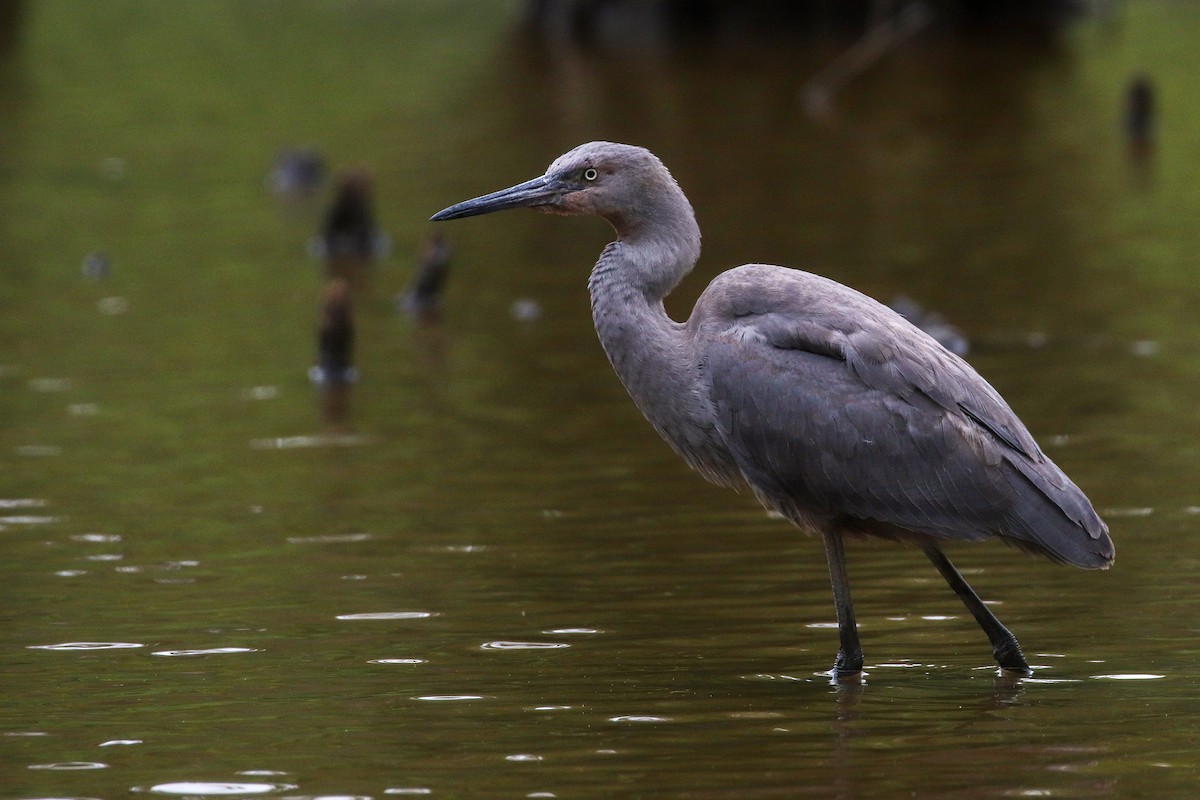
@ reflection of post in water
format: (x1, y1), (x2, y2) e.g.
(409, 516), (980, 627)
(310, 277), (356, 431)
(398, 230), (453, 324)
(0, 0), (24, 55)
(315, 167), (387, 291)
(1123, 73), (1155, 164)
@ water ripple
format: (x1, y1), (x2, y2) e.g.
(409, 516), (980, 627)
(250, 434), (372, 450)
(609, 715), (671, 723)
(28, 642), (144, 651)
(1091, 673), (1166, 681)
(415, 695), (485, 702)
(337, 611), (436, 621)
(28, 377), (73, 392)
(71, 533), (121, 543)
(14, 445), (62, 457)
(28, 761), (108, 770)
(136, 782), (297, 795)
(369, 658), (426, 665)
(0, 515), (60, 525)
(480, 641), (570, 650)
(287, 533), (373, 544)
(0, 498), (48, 509)
(151, 648), (260, 657)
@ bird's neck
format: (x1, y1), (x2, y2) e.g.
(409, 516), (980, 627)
(588, 214), (729, 481)
(587, 212), (701, 378)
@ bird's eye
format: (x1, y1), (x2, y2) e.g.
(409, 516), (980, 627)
(583, 168), (598, 181)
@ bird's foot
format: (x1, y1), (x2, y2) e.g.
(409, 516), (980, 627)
(830, 648), (864, 682)
(993, 640), (1032, 676)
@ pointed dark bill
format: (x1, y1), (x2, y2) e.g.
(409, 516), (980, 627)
(430, 175), (565, 221)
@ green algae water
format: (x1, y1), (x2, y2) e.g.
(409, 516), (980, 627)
(4, 2), (1200, 796)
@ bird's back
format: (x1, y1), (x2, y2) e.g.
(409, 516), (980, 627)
(689, 264), (1113, 569)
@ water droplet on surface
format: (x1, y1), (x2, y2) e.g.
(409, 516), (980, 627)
(480, 641), (570, 650)
(337, 611), (436, 621)
(28, 642), (144, 651)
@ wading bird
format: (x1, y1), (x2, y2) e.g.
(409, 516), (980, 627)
(431, 142), (1113, 679)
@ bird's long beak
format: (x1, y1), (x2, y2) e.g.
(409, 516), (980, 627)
(430, 175), (565, 221)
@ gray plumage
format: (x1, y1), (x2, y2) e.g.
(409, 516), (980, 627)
(432, 141), (1113, 679)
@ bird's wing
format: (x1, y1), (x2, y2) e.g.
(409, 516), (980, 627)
(699, 280), (1111, 566)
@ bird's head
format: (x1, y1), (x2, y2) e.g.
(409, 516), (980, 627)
(431, 141), (683, 237)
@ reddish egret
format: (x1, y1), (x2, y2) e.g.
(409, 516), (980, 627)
(431, 141), (1113, 679)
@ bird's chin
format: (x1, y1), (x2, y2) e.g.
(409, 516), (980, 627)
(533, 203), (574, 217)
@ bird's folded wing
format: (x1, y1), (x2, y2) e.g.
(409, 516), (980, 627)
(702, 311), (1111, 566)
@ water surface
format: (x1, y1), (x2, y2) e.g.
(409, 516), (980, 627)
(4, 2), (1200, 797)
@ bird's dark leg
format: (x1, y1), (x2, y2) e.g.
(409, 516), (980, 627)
(921, 545), (1031, 675)
(822, 530), (863, 677)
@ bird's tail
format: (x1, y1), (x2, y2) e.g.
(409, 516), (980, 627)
(1002, 456), (1113, 569)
